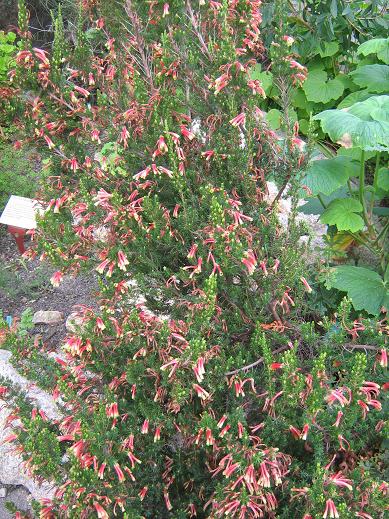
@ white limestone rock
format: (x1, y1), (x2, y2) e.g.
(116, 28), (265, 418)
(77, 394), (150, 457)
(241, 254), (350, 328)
(0, 350), (58, 501)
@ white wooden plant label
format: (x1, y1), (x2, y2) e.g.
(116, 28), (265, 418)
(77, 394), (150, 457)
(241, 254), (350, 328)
(0, 196), (43, 229)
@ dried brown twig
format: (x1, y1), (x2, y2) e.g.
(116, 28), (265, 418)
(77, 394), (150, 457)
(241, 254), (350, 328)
(225, 344), (290, 376)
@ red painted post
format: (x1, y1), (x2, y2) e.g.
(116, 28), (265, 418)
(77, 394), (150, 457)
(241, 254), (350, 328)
(8, 225), (27, 254)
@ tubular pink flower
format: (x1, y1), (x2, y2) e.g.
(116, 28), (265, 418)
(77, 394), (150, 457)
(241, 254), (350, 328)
(259, 260), (268, 276)
(113, 463), (125, 482)
(120, 126), (130, 148)
(156, 135), (168, 153)
(97, 462), (106, 480)
(332, 411), (343, 428)
(70, 439), (86, 459)
(134, 166), (151, 180)
(300, 424), (309, 440)
(282, 35), (294, 46)
(219, 424), (231, 438)
(158, 165), (174, 178)
(300, 276), (312, 293)
(202, 150), (215, 161)
(222, 461), (239, 478)
(242, 249), (257, 275)
(162, 3), (170, 17)
(234, 379), (245, 397)
(141, 419), (149, 434)
(327, 472), (353, 491)
(205, 428), (214, 446)
(117, 250), (129, 271)
(187, 243), (198, 259)
(289, 60), (306, 71)
(193, 384), (210, 401)
(94, 503), (109, 519)
(180, 125), (195, 140)
(289, 425), (301, 440)
(154, 427), (161, 442)
(43, 135), (55, 149)
(357, 399), (369, 419)
(193, 357), (205, 383)
(377, 349), (387, 368)
(91, 129), (101, 143)
(50, 271), (63, 287)
(106, 402), (119, 419)
(229, 112), (246, 127)
(247, 79), (266, 97)
(259, 461), (271, 488)
(69, 157), (79, 172)
(217, 415), (228, 429)
(127, 451), (142, 468)
(164, 490), (173, 511)
(326, 387), (351, 407)
(213, 73), (230, 94)
(74, 85), (90, 97)
(160, 358), (179, 378)
(96, 317), (106, 331)
(323, 499), (339, 518)
(138, 486), (148, 501)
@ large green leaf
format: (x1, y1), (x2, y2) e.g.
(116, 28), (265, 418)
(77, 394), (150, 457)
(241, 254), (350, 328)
(299, 187), (349, 216)
(303, 156), (359, 195)
(299, 119), (310, 135)
(266, 109), (282, 130)
(377, 167), (389, 191)
(357, 38), (389, 65)
(327, 266), (389, 315)
(347, 95), (389, 121)
(249, 64), (273, 94)
(337, 147), (376, 161)
(336, 74), (355, 91)
(313, 107), (389, 151)
(303, 70), (344, 104)
(292, 88), (314, 113)
(265, 108), (297, 130)
(350, 64), (389, 93)
(337, 90), (373, 109)
(317, 41), (339, 58)
(321, 198), (364, 232)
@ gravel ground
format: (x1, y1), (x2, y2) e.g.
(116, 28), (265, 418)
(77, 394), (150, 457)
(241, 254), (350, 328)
(0, 231), (99, 346)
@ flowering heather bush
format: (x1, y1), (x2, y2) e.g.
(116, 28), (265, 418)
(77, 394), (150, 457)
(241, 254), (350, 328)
(1, 1), (387, 518)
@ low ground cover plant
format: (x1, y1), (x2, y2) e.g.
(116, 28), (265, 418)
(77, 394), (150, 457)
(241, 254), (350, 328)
(0, 1), (387, 518)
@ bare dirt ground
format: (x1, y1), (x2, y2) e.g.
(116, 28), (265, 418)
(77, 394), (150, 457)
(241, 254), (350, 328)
(0, 231), (98, 344)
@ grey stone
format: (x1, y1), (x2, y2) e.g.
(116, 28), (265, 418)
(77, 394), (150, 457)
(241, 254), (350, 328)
(0, 500), (13, 519)
(0, 487), (6, 498)
(5, 486), (30, 509)
(33, 310), (63, 325)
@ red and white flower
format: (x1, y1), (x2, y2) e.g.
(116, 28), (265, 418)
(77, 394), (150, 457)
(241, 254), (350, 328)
(323, 499), (339, 518)
(50, 271), (63, 287)
(117, 250), (129, 271)
(229, 112), (246, 128)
